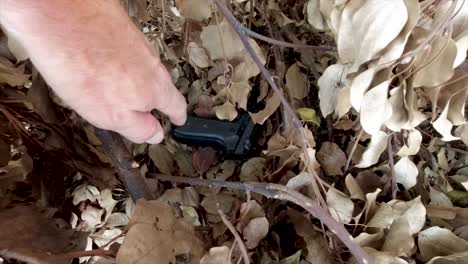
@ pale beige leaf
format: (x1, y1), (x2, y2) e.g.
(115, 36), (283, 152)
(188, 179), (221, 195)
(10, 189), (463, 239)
(455, 123), (468, 146)
(249, 93), (281, 124)
(413, 35), (457, 87)
(356, 131), (389, 168)
(335, 85), (352, 118)
(345, 174), (365, 201)
(337, 0), (365, 63)
(418, 227), (468, 262)
(306, 0), (325, 30)
(176, 0), (213, 21)
(390, 196), (426, 235)
(72, 184), (100, 205)
(286, 63), (309, 100)
(326, 188), (354, 224)
(81, 206), (105, 230)
(433, 0), (468, 37)
(187, 42), (211, 68)
(397, 129), (422, 157)
(433, 98), (460, 141)
(447, 88), (467, 126)
(243, 217), (269, 249)
(232, 39), (265, 81)
(351, 0), (408, 71)
(381, 217), (414, 256)
(360, 80), (392, 135)
(385, 84), (409, 132)
(454, 29), (468, 68)
(350, 67), (375, 111)
(200, 20), (244, 61)
(214, 101), (238, 121)
(286, 172), (313, 190)
(354, 231), (385, 248)
(394, 156), (418, 189)
(429, 186), (453, 207)
(364, 188), (382, 219)
(427, 251), (468, 264)
(378, 0), (420, 65)
(364, 248), (409, 264)
(367, 202), (394, 229)
(318, 64), (346, 116)
(226, 81), (251, 110)
(316, 142), (347, 176)
(200, 246), (230, 264)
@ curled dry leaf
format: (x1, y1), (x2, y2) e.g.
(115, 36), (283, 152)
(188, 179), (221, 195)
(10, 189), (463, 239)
(397, 129), (422, 157)
(345, 174), (365, 201)
(318, 64), (346, 117)
(350, 68), (375, 111)
(243, 217), (269, 249)
(227, 81), (251, 110)
(326, 188), (354, 224)
(433, 97), (460, 141)
(187, 41), (212, 68)
(394, 156), (419, 190)
(356, 131), (389, 168)
(360, 80), (392, 135)
(285, 63), (309, 100)
(316, 142), (347, 176)
(214, 101), (238, 121)
(418, 226), (468, 262)
(176, 0), (213, 21)
(250, 93), (281, 125)
(349, 0), (408, 72)
(200, 246), (230, 264)
(381, 217), (414, 256)
(232, 38), (266, 82)
(306, 0), (325, 30)
(454, 29), (468, 68)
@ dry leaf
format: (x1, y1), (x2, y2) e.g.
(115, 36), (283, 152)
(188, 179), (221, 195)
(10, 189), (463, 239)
(360, 80), (392, 135)
(231, 39), (265, 82)
(337, 0), (366, 64)
(249, 93), (281, 124)
(418, 227), (468, 262)
(148, 144), (175, 175)
(288, 209), (334, 264)
(350, 68), (376, 111)
(318, 64), (346, 117)
(176, 0), (213, 21)
(397, 129), (422, 156)
(381, 217), (414, 256)
(243, 217), (269, 249)
(326, 188), (354, 224)
(433, 97), (460, 141)
(367, 202), (394, 229)
(412, 35), (457, 87)
(345, 174), (365, 201)
(192, 147), (218, 175)
(214, 101), (238, 121)
(354, 231), (385, 248)
(286, 172), (313, 190)
(117, 200), (203, 264)
(316, 142), (347, 176)
(356, 131), (389, 168)
(286, 63), (309, 100)
(201, 19), (244, 61)
(306, 0), (326, 30)
(227, 81), (251, 110)
(200, 246), (231, 264)
(187, 41), (212, 68)
(237, 200), (265, 231)
(0, 57), (30, 86)
(454, 29), (468, 68)
(427, 251), (468, 264)
(239, 157), (266, 182)
(394, 156), (418, 189)
(350, 0), (408, 71)
(390, 196), (426, 235)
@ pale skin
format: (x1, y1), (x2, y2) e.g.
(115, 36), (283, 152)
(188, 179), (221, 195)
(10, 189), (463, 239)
(0, 0), (187, 144)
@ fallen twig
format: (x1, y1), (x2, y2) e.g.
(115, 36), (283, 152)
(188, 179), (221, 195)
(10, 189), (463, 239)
(387, 133), (397, 199)
(152, 174), (372, 264)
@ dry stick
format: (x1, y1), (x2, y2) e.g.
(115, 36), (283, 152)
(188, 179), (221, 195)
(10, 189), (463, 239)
(213, 0), (327, 209)
(387, 133), (397, 199)
(153, 174), (372, 264)
(218, 209), (250, 264)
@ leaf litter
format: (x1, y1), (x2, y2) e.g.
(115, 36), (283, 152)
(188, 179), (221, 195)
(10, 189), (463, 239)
(1, 0), (468, 264)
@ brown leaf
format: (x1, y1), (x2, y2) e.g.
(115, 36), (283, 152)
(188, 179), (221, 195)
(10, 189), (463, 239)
(176, 0), (213, 21)
(249, 93), (281, 125)
(316, 142), (347, 176)
(243, 217), (269, 249)
(192, 147), (218, 175)
(0, 57), (30, 86)
(285, 63), (309, 100)
(239, 157), (266, 182)
(148, 144), (175, 175)
(214, 101), (238, 121)
(117, 200), (204, 264)
(418, 227), (468, 262)
(175, 148), (193, 176)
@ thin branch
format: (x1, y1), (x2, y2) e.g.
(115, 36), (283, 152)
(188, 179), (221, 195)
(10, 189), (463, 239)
(344, 129), (364, 174)
(387, 133), (397, 199)
(218, 209), (250, 264)
(153, 174), (372, 264)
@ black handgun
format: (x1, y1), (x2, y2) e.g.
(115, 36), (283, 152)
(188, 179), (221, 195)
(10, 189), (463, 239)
(172, 113), (259, 158)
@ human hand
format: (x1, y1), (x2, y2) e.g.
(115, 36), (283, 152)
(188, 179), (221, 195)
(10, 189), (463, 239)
(0, 0), (187, 144)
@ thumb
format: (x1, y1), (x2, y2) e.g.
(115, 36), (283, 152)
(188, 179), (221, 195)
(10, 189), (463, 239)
(114, 111), (164, 144)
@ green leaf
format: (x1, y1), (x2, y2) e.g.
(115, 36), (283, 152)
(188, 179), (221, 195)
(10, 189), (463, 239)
(280, 250), (301, 264)
(297, 108), (320, 126)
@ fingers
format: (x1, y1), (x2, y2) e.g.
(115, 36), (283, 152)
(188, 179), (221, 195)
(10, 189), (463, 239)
(152, 64), (187, 126)
(113, 111), (165, 144)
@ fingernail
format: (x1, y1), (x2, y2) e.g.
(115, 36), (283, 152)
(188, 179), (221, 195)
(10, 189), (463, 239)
(146, 130), (164, 144)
